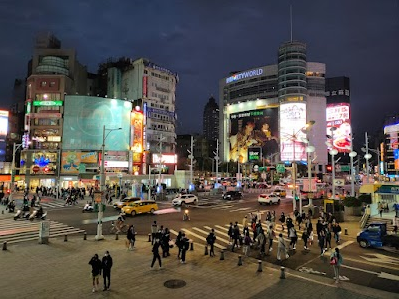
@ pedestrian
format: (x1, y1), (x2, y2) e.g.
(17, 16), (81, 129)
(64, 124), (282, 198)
(271, 210), (276, 227)
(257, 229), (266, 257)
(180, 233), (190, 264)
(330, 248), (343, 283)
(393, 203), (399, 217)
(101, 251), (113, 291)
(256, 209), (262, 223)
(316, 218), (324, 237)
(265, 211), (272, 227)
(393, 215), (398, 234)
(279, 212), (286, 231)
(150, 238), (162, 269)
(378, 202), (383, 217)
(242, 215), (249, 230)
(89, 254), (102, 293)
(302, 229), (309, 250)
(243, 231), (252, 256)
(127, 225), (136, 250)
(319, 229), (326, 256)
(288, 226), (297, 250)
(231, 222), (240, 252)
(277, 233), (289, 261)
(162, 228), (171, 258)
(332, 222), (342, 244)
(325, 225), (332, 251)
(176, 230), (183, 259)
(151, 221), (158, 245)
(206, 229), (216, 257)
(228, 222), (233, 244)
(296, 213), (303, 230)
(267, 225), (275, 253)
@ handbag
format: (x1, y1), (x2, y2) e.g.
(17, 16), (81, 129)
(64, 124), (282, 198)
(168, 240), (174, 248)
(330, 256), (338, 265)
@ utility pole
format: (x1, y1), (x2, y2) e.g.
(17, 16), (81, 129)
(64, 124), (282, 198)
(186, 135), (195, 191)
(214, 139), (219, 187)
(365, 132), (370, 184)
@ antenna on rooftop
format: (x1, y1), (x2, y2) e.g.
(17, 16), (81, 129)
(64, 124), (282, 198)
(290, 5), (293, 42)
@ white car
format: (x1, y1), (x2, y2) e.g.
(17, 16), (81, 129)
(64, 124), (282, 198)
(172, 194), (198, 206)
(258, 193), (281, 205)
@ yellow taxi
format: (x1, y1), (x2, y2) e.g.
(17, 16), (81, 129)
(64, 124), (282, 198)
(272, 188), (286, 198)
(113, 197), (141, 210)
(121, 200), (159, 216)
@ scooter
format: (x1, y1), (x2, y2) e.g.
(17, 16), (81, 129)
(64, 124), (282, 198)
(29, 207), (47, 221)
(14, 209), (30, 221)
(6, 201), (15, 213)
(82, 202), (94, 213)
(183, 209), (190, 221)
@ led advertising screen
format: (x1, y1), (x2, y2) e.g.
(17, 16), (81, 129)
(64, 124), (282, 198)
(62, 96), (132, 151)
(0, 110), (9, 161)
(61, 151), (98, 174)
(326, 103), (351, 153)
(229, 108), (278, 163)
(395, 149), (399, 170)
(279, 103), (307, 161)
(131, 110), (143, 154)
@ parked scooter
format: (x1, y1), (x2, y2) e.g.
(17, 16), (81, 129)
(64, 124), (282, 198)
(82, 201), (94, 213)
(29, 206), (47, 221)
(14, 208), (30, 220)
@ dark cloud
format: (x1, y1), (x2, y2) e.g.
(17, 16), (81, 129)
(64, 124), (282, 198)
(0, 0), (398, 138)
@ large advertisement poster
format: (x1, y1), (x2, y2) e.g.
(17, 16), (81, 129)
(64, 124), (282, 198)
(394, 149), (399, 170)
(326, 103), (351, 153)
(131, 110), (143, 154)
(279, 103), (307, 161)
(0, 110), (9, 161)
(61, 151), (98, 174)
(62, 96), (131, 151)
(229, 108), (278, 163)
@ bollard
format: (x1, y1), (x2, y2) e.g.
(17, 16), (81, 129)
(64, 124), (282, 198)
(237, 255), (243, 266)
(257, 260), (262, 272)
(148, 234), (152, 242)
(220, 249), (225, 260)
(190, 241), (194, 251)
(83, 232), (87, 240)
(115, 232), (119, 240)
(345, 228), (348, 235)
(280, 267), (286, 279)
(64, 235), (68, 242)
(2, 241), (7, 251)
(1, 210), (4, 214)
(204, 245), (208, 255)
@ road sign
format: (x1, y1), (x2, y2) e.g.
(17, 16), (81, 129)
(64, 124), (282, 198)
(276, 164), (285, 173)
(334, 179), (345, 186)
(253, 165), (259, 172)
(340, 165), (350, 172)
(32, 165), (40, 173)
(117, 173), (123, 178)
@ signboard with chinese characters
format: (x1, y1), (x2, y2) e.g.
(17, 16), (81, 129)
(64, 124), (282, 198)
(131, 110), (143, 154)
(326, 103), (351, 153)
(248, 147), (261, 162)
(279, 103), (307, 161)
(33, 101), (63, 106)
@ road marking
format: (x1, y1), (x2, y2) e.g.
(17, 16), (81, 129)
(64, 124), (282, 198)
(192, 227), (230, 244)
(298, 267), (326, 275)
(211, 205), (234, 210)
(344, 257), (399, 271)
(229, 207), (251, 212)
(82, 215), (118, 224)
(170, 228), (226, 250)
(204, 226), (229, 240)
(360, 253), (399, 266)
(153, 208), (181, 215)
(342, 264), (377, 275)
(215, 225), (228, 232)
(335, 241), (354, 250)
(342, 264), (399, 281)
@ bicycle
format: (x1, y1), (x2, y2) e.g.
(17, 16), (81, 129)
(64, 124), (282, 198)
(109, 221), (128, 234)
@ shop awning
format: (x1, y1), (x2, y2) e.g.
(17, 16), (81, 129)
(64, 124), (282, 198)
(359, 184), (380, 194)
(375, 185), (399, 194)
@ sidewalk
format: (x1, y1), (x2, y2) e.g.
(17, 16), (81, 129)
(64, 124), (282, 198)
(1, 235), (396, 299)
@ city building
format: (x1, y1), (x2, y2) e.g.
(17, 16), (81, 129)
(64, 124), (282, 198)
(203, 96), (219, 156)
(219, 40), (327, 173)
(383, 115), (399, 178)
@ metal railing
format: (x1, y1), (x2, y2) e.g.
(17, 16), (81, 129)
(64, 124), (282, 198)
(359, 212), (369, 229)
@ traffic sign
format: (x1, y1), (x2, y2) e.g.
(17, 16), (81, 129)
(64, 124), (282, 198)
(276, 164), (285, 173)
(334, 179), (345, 186)
(117, 173), (123, 178)
(32, 165), (40, 173)
(253, 165), (259, 172)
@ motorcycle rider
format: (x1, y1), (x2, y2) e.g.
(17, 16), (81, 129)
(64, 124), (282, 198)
(116, 212), (126, 232)
(7, 200), (15, 213)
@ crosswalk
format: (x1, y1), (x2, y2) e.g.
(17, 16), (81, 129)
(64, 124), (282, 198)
(40, 201), (71, 209)
(0, 218), (85, 244)
(169, 221), (308, 251)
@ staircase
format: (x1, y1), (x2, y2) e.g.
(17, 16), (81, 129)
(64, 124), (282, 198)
(366, 217), (394, 232)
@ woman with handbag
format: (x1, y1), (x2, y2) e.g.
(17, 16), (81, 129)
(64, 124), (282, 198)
(330, 248), (343, 283)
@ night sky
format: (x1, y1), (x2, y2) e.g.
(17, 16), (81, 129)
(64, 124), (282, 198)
(0, 0), (398, 140)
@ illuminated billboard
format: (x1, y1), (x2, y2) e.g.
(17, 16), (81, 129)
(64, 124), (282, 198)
(62, 96), (131, 151)
(326, 103), (351, 153)
(131, 110), (143, 154)
(152, 154), (177, 164)
(229, 108), (278, 163)
(61, 151), (98, 174)
(395, 149), (399, 170)
(0, 110), (9, 161)
(279, 103), (307, 161)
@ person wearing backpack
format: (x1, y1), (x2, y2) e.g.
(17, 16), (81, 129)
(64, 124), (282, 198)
(227, 222), (233, 245)
(180, 233), (189, 264)
(206, 229), (216, 257)
(330, 248), (343, 283)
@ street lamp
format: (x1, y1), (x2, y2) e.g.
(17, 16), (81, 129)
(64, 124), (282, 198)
(95, 125), (122, 241)
(302, 137), (316, 207)
(349, 145), (358, 197)
(10, 143), (23, 199)
(326, 127), (338, 199)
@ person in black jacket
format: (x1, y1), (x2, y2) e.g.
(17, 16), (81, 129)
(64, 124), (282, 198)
(127, 225), (136, 250)
(206, 229), (217, 257)
(102, 251), (113, 291)
(151, 238), (162, 269)
(162, 228), (171, 258)
(89, 254), (102, 293)
(180, 233), (189, 263)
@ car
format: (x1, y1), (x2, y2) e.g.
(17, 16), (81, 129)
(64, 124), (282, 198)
(272, 188), (286, 198)
(172, 194), (198, 206)
(222, 191), (243, 200)
(121, 200), (159, 216)
(256, 183), (271, 189)
(258, 194), (281, 205)
(113, 197), (141, 210)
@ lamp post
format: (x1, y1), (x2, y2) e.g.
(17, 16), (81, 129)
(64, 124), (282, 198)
(302, 138), (315, 207)
(326, 127), (338, 199)
(348, 133), (357, 197)
(10, 143), (23, 199)
(157, 134), (166, 194)
(368, 148), (381, 180)
(95, 125), (122, 241)
(362, 132), (372, 184)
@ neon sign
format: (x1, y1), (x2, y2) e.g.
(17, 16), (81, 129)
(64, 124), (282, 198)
(226, 68), (263, 84)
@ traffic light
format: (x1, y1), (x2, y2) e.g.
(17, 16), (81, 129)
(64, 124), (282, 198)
(326, 165), (332, 172)
(294, 195), (299, 201)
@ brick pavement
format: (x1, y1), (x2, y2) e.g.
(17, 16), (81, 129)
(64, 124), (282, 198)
(0, 234), (397, 299)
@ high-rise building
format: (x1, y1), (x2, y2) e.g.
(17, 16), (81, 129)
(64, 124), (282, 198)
(203, 96), (219, 142)
(219, 40), (327, 171)
(383, 115), (399, 177)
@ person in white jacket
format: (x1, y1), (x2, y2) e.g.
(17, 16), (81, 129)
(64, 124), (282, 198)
(393, 215), (398, 234)
(277, 233), (289, 261)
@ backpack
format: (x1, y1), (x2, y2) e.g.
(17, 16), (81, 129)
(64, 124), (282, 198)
(184, 239), (190, 250)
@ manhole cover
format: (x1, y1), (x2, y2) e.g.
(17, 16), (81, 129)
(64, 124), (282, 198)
(164, 279), (186, 289)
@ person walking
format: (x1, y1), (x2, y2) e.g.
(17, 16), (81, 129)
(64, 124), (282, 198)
(180, 233), (190, 264)
(231, 222), (240, 252)
(318, 229), (326, 256)
(176, 231), (183, 259)
(101, 251), (113, 291)
(228, 222), (233, 245)
(277, 233), (289, 261)
(161, 228), (171, 258)
(393, 215), (398, 234)
(150, 238), (162, 269)
(243, 231), (252, 256)
(89, 254), (102, 293)
(288, 226), (298, 250)
(206, 229), (217, 257)
(151, 221), (158, 245)
(257, 228), (266, 257)
(127, 225), (136, 250)
(332, 222), (342, 244)
(302, 228), (309, 250)
(271, 210), (276, 227)
(325, 225), (332, 251)
(267, 225), (275, 253)
(279, 212), (286, 231)
(330, 248), (343, 283)
(378, 202), (383, 218)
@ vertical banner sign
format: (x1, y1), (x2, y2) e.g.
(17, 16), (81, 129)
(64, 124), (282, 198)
(142, 76), (148, 98)
(326, 103), (351, 153)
